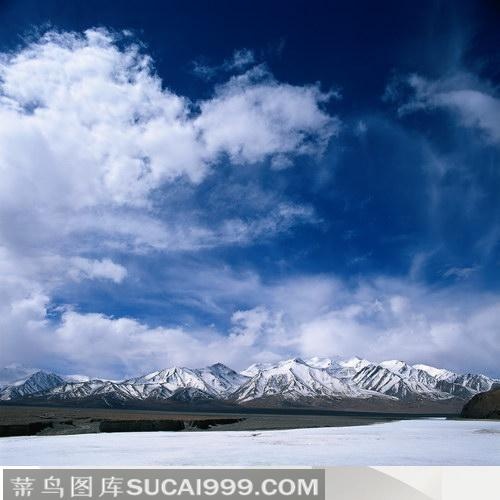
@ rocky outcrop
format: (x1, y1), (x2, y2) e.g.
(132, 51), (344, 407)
(461, 388), (500, 419)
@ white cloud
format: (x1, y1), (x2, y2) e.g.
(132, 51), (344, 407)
(0, 29), (201, 210)
(2, 263), (499, 377)
(287, 276), (500, 375)
(68, 257), (127, 283)
(229, 49), (256, 70)
(51, 305), (289, 377)
(193, 48), (256, 79)
(0, 290), (287, 378)
(150, 269), (500, 376)
(385, 72), (500, 144)
(442, 266), (478, 280)
(0, 28), (340, 377)
(229, 306), (285, 349)
(196, 67), (338, 165)
(0, 246), (125, 288)
(0, 29), (336, 256)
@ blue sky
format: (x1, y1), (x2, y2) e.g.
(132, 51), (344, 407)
(0, 0), (499, 378)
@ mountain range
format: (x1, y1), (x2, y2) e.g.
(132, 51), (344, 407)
(1, 358), (498, 411)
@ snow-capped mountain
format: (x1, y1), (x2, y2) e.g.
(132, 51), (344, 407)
(125, 363), (247, 398)
(232, 358), (379, 403)
(194, 363), (249, 396)
(41, 379), (149, 402)
(0, 371), (65, 400)
(126, 366), (214, 393)
(412, 363), (496, 394)
(353, 364), (449, 400)
(0, 357), (498, 408)
(380, 360), (484, 399)
(412, 364), (496, 392)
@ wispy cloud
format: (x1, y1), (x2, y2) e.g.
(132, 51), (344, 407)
(192, 48), (256, 80)
(385, 71), (500, 144)
(68, 257), (128, 283)
(442, 266), (478, 280)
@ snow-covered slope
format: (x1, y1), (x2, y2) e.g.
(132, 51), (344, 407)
(413, 364), (457, 381)
(1, 357), (497, 406)
(240, 363), (274, 377)
(126, 366), (214, 393)
(449, 373), (498, 392)
(194, 363), (249, 396)
(168, 387), (215, 402)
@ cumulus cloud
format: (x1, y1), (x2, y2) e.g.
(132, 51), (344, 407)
(196, 67), (338, 164)
(0, 30), (201, 209)
(0, 29), (336, 254)
(385, 72), (500, 144)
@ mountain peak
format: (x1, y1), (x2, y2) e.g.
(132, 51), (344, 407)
(379, 360), (408, 371)
(280, 357), (307, 366)
(207, 362), (231, 371)
(0, 370), (65, 401)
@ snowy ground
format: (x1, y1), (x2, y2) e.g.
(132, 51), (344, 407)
(1, 419), (499, 466)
